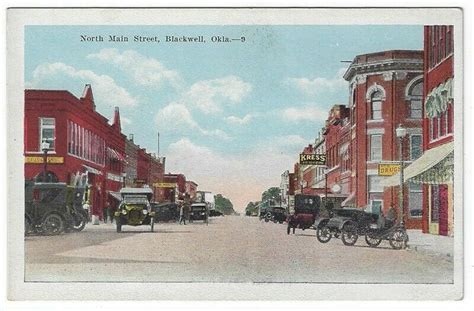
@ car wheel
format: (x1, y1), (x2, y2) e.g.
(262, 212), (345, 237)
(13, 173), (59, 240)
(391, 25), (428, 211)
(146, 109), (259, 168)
(341, 224), (358, 246)
(316, 226), (332, 243)
(42, 213), (65, 235)
(116, 218), (122, 233)
(365, 233), (382, 247)
(389, 229), (408, 250)
(72, 212), (87, 232)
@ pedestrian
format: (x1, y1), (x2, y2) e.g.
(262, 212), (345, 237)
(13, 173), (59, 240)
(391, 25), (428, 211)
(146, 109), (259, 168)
(179, 202), (186, 225)
(103, 202), (110, 223)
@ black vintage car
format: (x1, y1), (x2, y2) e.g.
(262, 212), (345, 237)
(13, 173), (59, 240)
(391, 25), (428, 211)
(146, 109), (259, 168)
(151, 202), (178, 223)
(190, 202), (208, 223)
(287, 194), (321, 234)
(269, 206), (287, 223)
(115, 187), (155, 232)
(315, 206), (408, 249)
(315, 207), (377, 245)
(25, 181), (87, 235)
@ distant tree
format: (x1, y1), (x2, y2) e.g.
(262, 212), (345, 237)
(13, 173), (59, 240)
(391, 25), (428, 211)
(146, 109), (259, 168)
(261, 187), (281, 205)
(214, 194), (235, 215)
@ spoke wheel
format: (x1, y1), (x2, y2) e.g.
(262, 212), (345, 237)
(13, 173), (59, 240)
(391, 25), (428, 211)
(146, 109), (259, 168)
(316, 226), (332, 243)
(72, 212), (86, 232)
(389, 229), (408, 250)
(42, 214), (64, 235)
(365, 233), (382, 247)
(341, 225), (358, 246)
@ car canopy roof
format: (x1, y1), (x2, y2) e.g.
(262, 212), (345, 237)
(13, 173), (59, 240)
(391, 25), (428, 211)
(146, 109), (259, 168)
(120, 187), (153, 195)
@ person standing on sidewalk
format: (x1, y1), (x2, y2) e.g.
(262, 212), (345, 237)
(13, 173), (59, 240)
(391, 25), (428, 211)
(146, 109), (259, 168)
(179, 202), (186, 225)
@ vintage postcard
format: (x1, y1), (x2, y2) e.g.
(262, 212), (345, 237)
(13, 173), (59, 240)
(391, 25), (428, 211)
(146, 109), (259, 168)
(7, 8), (463, 300)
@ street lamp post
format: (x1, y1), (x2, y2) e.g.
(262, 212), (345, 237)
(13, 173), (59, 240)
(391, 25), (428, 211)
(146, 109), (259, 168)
(395, 124), (407, 226)
(41, 140), (50, 182)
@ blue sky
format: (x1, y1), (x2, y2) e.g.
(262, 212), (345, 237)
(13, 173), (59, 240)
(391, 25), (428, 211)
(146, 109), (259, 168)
(25, 25), (423, 211)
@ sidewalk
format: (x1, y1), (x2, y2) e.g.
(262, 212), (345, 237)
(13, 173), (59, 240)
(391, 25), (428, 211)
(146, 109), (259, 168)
(406, 229), (454, 262)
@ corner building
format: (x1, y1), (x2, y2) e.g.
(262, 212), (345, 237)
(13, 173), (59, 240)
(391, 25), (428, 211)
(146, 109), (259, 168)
(343, 50), (424, 229)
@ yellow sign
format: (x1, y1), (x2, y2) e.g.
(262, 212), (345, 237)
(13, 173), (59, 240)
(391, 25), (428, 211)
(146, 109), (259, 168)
(378, 164), (401, 176)
(153, 182), (176, 188)
(25, 156), (64, 164)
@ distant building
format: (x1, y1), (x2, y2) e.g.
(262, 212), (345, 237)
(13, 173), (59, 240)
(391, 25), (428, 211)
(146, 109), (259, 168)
(343, 50), (424, 229)
(185, 181), (199, 200)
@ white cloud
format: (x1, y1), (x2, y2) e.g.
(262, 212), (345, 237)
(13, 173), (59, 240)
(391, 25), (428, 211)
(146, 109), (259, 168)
(155, 103), (230, 140)
(225, 114), (253, 125)
(286, 68), (348, 97)
(27, 62), (138, 109)
(182, 76), (252, 114)
(165, 138), (296, 212)
(87, 48), (182, 89)
(281, 105), (327, 122)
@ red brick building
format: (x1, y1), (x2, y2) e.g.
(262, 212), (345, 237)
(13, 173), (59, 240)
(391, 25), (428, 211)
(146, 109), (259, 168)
(24, 85), (126, 217)
(322, 105), (351, 208)
(161, 173), (187, 202)
(419, 25), (454, 236)
(185, 181), (199, 200)
(343, 50), (424, 228)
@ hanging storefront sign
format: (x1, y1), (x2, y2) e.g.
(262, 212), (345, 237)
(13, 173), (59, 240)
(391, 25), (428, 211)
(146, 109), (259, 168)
(25, 156), (64, 164)
(153, 182), (177, 188)
(378, 163), (401, 176)
(299, 153), (326, 165)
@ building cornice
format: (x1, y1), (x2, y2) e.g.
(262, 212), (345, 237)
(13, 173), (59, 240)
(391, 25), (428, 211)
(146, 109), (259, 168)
(344, 58), (423, 82)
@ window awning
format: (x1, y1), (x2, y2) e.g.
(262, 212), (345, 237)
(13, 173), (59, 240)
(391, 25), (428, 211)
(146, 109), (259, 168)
(83, 164), (102, 175)
(108, 191), (122, 201)
(382, 141), (454, 187)
(107, 147), (126, 162)
(341, 192), (356, 206)
(425, 78), (454, 118)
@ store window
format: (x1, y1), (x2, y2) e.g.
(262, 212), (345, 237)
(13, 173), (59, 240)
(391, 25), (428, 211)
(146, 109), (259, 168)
(370, 91), (383, 120)
(369, 135), (382, 161)
(410, 135), (422, 160)
(409, 182), (422, 218)
(368, 176), (384, 193)
(39, 117), (55, 150)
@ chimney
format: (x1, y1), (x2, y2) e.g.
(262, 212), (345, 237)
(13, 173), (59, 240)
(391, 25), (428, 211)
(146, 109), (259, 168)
(80, 84), (95, 110)
(129, 134), (134, 142)
(112, 106), (121, 131)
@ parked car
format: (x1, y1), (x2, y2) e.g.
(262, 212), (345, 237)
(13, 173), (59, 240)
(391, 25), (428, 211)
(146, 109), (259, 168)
(190, 202), (208, 223)
(270, 206), (287, 223)
(151, 202), (178, 223)
(314, 207), (378, 245)
(115, 187), (155, 232)
(25, 181), (82, 235)
(287, 194), (321, 234)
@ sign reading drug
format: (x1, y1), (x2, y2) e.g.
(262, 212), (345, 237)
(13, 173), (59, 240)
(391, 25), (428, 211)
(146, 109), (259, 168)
(299, 153), (326, 165)
(378, 163), (401, 176)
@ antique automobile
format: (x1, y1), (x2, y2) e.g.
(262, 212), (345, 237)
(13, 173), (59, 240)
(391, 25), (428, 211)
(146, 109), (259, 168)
(190, 202), (209, 223)
(286, 194), (321, 234)
(151, 202), (178, 223)
(270, 206), (287, 223)
(209, 209), (223, 217)
(25, 181), (84, 235)
(115, 187), (155, 232)
(364, 207), (409, 250)
(315, 207), (378, 246)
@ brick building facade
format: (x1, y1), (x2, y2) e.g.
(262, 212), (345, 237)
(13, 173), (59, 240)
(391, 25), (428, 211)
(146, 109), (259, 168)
(343, 50), (424, 228)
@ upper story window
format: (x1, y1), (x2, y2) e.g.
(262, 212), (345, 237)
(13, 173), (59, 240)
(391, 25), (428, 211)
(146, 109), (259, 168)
(39, 117), (55, 151)
(429, 25), (454, 69)
(370, 91), (383, 120)
(409, 81), (423, 118)
(351, 87), (357, 124)
(369, 134), (382, 161)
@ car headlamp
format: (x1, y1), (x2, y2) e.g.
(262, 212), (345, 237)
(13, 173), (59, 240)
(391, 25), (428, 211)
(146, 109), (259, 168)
(121, 209), (127, 215)
(142, 209), (148, 215)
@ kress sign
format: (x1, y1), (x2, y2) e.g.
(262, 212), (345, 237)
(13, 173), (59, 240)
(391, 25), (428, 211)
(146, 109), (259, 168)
(299, 153), (326, 165)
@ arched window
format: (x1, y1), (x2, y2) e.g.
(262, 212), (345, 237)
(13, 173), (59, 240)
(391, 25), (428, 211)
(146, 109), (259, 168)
(370, 91), (383, 120)
(409, 81), (423, 118)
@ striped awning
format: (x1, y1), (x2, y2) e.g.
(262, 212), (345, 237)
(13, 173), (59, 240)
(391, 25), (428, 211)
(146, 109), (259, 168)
(382, 142), (454, 187)
(107, 147), (126, 162)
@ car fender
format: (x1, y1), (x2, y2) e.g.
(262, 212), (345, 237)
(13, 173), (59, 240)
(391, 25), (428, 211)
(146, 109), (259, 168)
(314, 218), (330, 229)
